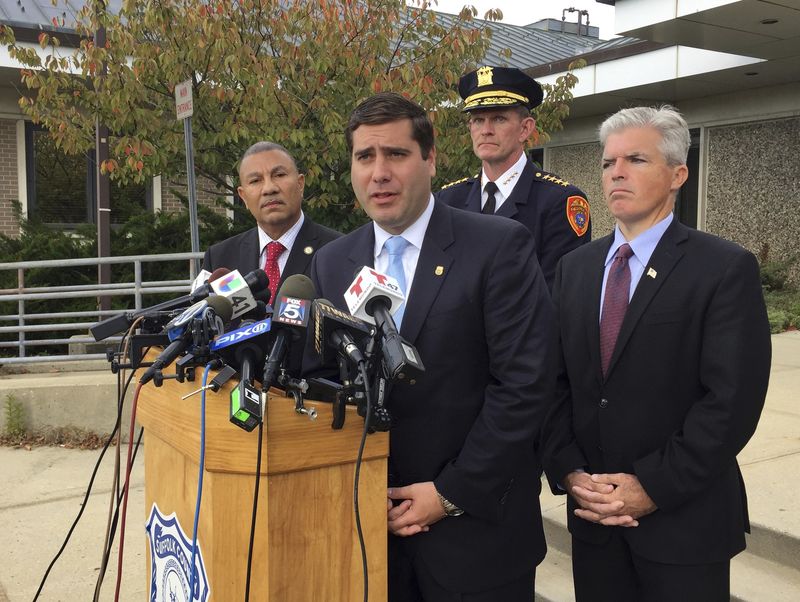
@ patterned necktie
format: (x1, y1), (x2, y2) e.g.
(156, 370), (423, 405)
(599, 243), (634, 377)
(482, 181), (498, 215)
(264, 241), (286, 304)
(384, 236), (410, 328)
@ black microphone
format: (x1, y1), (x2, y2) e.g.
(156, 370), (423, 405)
(312, 298), (372, 366)
(222, 308), (273, 431)
(139, 295), (233, 385)
(90, 267), (259, 341)
(261, 274), (317, 391)
(345, 267), (424, 382)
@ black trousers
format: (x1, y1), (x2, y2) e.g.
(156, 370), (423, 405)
(388, 536), (535, 602)
(572, 530), (730, 602)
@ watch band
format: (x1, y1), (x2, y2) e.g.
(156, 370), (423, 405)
(436, 490), (464, 517)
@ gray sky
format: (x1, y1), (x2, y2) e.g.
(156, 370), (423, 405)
(421, 0), (617, 40)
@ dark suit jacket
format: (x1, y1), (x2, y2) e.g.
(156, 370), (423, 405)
(543, 219), (771, 565)
(436, 159), (590, 289)
(310, 201), (556, 592)
(201, 216), (341, 294)
(202, 217), (340, 375)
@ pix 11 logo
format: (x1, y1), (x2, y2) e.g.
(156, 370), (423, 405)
(146, 504), (210, 602)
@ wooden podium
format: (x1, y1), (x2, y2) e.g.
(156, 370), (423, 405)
(136, 363), (389, 601)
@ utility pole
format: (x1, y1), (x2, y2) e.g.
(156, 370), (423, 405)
(95, 0), (111, 311)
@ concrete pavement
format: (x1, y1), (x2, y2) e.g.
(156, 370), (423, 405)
(0, 332), (798, 600)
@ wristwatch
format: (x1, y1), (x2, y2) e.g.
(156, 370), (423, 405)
(436, 489), (464, 517)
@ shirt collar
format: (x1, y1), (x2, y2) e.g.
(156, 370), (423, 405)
(481, 151), (527, 198)
(605, 212), (674, 268)
(373, 195), (435, 257)
(258, 211), (305, 253)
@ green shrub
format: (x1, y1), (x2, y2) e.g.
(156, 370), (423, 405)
(767, 308), (790, 334)
(3, 394), (26, 441)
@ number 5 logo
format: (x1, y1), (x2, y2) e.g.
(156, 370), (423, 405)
(280, 301), (302, 321)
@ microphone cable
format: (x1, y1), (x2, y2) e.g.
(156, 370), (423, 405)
(113, 380), (144, 601)
(188, 363), (213, 601)
(31, 323), (141, 602)
(94, 318), (141, 601)
(353, 361), (373, 602)
(244, 418), (265, 602)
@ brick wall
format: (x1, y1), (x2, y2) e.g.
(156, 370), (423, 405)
(160, 176), (230, 217)
(0, 119), (20, 238)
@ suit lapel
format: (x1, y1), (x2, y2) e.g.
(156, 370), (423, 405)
(346, 224), (376, 277)
(586, 236), (613, 385)
(400, 203), (455, 343)
(281, 219), (317, 288)
(240, 228), (260, 273)
(495, 159), (534, 220)
(605, 220), (688, 379)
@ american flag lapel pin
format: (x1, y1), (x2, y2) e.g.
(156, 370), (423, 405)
(647, 267), (657, 279)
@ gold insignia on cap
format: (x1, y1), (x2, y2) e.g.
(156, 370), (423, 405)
(463, 90), (528, 110)
(304, 246), (313, 255)
(435, 266), (444, 276)
(477, 66), (494, 87)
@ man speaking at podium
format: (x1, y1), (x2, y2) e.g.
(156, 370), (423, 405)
(309, 93), (556, 601)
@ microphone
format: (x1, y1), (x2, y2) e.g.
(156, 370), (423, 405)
(90, 267), (240, 341)
(312, 298), (372, 366)
(261, 274), (316, 391)
(212, 312), (274, 432)
(344, 267), (424, 381)
(139, 295), (233, 385)
(209, 269), (270, 320)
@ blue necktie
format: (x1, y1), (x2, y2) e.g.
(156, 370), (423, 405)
(384, 236), (410, 328)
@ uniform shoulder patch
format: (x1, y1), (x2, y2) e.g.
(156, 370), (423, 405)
(439, 175), (477, 190)
(534, 171), (571, 187)
(566, 195), (590, 237)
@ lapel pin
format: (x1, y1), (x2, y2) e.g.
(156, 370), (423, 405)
(435, 266), (444, 276)
(303, 246), (313, 255)
(647, 267), (657, 279)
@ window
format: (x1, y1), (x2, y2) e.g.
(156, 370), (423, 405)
(25, 123), (151, 227)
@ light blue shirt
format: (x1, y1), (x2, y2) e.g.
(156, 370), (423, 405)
(599, 213), (673, 321)
(372, 195), (435, 302)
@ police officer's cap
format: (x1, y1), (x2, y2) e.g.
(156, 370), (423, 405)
(458, 66), (543, 112)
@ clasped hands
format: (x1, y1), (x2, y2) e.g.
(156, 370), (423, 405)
(563, 471), (657, 527)
(386, 481), (446, 537)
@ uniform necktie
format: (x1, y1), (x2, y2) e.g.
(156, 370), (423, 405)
(264, 241), (286, 304)
(384, 236), (410, 329)
(482, 181), (498, 215)
(599, 243), (634, 377)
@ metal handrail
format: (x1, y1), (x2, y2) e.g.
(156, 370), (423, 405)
(0, 252), (204, 364)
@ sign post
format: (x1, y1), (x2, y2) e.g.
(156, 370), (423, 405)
(175, 79), (201, 275)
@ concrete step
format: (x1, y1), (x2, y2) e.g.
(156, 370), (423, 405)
(0, 368), (135, 440)
(731, 550), (800, 601)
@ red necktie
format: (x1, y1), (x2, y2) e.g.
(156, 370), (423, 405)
(264, 241), (285, 304)
(599, 243), (633, 377)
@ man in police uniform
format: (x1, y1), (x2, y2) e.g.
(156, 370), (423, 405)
(436, 66), (590, 289)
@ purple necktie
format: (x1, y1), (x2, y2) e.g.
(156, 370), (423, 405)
(599, 243), (633, 377)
